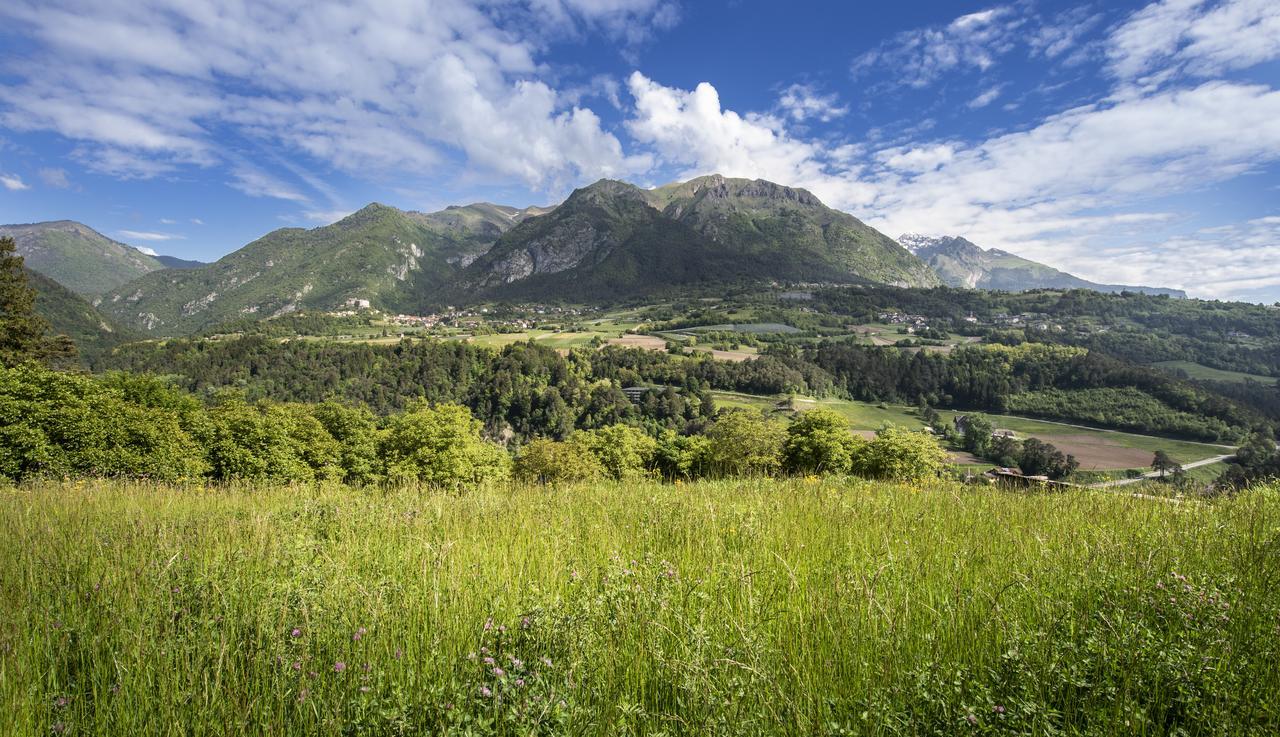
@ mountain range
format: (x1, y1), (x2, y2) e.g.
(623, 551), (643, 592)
(6, 174), (1188, 339)
(899, 234), (1186, 298)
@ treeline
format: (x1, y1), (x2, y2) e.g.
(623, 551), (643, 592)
(0, 363), (948, 486)
(95, 334), (1268, 443)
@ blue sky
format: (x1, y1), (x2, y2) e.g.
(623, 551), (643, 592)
(0, 0), (1278, 301)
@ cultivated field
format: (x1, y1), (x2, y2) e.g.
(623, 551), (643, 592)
(1153, 360), (1279, 385)
(711, 392), (1230, 472)
(2, 480), (1278, 735)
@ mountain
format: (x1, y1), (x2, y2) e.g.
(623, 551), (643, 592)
(456, 176), (938, 301)
(0, 220), (166, 295)
(154, 254), (206, 269)
(900, 234), (1187, 297)
(95, 202), (525, 335)
(26, 267), (136, 355)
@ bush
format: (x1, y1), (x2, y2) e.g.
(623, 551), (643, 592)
(851, 426), (949, 481)
(514, 438), (603, 484)
(569, 424), (658, 480)
(783, 408), (864, 475)
(705, 410), (786, 477)
(380, 402), (510, 486)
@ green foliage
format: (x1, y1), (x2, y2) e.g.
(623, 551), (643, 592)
(1017, 437), (1079, 479)
(654, 429), (713, 480)
(380, 402), (510, 485)
(0, 363), (206, 481)
(783, 408), (864, 475)
(513, 438), (604, 485)
(851, 426), (949, 481)
(569, 424), (658, 480)
(1, 236), (76, 368)
(204, 399), (330, 482)
(705, 409), (786, 477)
(311, 402), (383, 485)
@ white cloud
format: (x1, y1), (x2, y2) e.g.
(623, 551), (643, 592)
(626, 71), (1280, 300)
(190, 218), (204, 225)
(119, 229), (184, 241)
(851, 6), (1024, 88)
(134, 245), (158, 256)
(967, 85), (1004, 109)
(0, 173), (29, 190)
(229, 166), (310, 203)
(0, 0), (670, 188)
(38, 167), (70, 188)
(1108, 0), (1280, 83)
(159, 218), (176, 224)
(777, 84), (848, 123)
(303, 209), (356, 224)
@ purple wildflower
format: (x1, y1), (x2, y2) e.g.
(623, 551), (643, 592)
(480, 686), (492, 698)
(966, 714), (978, 726)
(521, 616), (531, 629)
(993, 705), (1005, 714)
(484, 618), (494, 632)
(292, 661), (302, 671)
(483, 656), (495, 666)
(291, 628), (302, 638)
(394, 648), (403, 659)
(515, 678), (525, 687)
(333, 661), (347, 673)
(54, 696), (69, 708)
(492, 667), (506, 677)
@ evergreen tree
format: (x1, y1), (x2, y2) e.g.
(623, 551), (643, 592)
(0, 236), (63, 367)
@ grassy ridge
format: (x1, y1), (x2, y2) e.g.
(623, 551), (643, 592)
(3, 480), (1278, 735)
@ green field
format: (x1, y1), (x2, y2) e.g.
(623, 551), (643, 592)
(3, 480), (1278, 735)
(1153, 360), (1278, 385)
(712, 392), (1230, 471)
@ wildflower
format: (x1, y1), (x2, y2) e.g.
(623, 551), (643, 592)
(51, 723), (65, 734)
(362, 663), (371, 672)
(360, 686), (371, 693)
(290, 628), (302, 638)
(333, 661), (347, 673)
(521, 616), (531, 629)
(993, 705), (1005, 714)
(493, 667), (505, 677)
(484, 618), (494, 632)
(515, 678), (525, 687)
(54, 696), (69, 708)
(297, 689), (308, 703)
(483, 656), (496, 666)
(541, 656), (553, 668)
(966, 714), (978, 726)
(292, 661), (302, 671)
(480, 686), (492, 698)
(395, 649), (403, 660)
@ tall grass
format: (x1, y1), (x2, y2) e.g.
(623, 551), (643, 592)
(2, 479), (1278, 735)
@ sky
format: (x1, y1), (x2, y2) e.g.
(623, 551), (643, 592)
(0, 0), (1278, 302)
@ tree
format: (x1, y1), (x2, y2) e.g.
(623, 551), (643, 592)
(850, 426), (949, 482)
(0, 236), (74, 367)
(380, 402), (510, 486)
(570, 424), (657, 480)
(783, 409), (864, 475)
(957, 414), (993, 457)
(514, 438), (603, 485)
(705, 410), (786, 477)
(654, 430), (712, 480)
(1018, 438), (1078, 480)
(1151, 450), (1182, 479)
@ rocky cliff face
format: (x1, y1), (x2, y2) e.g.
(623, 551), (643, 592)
(901, 233), (1187, 297)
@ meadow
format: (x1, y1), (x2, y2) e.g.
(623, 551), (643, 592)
(3, 479), (1279, 735)
(710, 392), (1229, 473)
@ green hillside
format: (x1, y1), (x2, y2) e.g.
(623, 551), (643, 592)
(459, 176), (938, 302)
(0, 220), (165, 295)
(95, 203), (512, 335)
(26, 267), (136, 355)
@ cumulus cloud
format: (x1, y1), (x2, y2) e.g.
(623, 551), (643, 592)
(626, 70), (1280, 300)
(134, 245), (158, 256)
(0, 0), (668, 188)
(119, 229), (183, 241)
(1108, 0), (1280, 83)
(0, 173), (29, 190)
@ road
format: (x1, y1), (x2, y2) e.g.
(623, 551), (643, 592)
(1089, 454), (1235, 488)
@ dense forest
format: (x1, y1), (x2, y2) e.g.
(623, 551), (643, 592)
(95, 335), (1273, 443)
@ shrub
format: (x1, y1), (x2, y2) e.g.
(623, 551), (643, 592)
(380, 402), (510, 485)
(705, 410), (786, 477)
(569, 424), (657, 480)
(514, 438), (604, 484)
(851, 426), (949, 481)
(783, 408), (864, 475)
